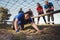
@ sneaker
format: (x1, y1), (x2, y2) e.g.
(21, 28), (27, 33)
(47, 22), (50, 24)
(51, 21), (54, 24)
(52, 23), (54, 24)
(16, 30), (19, 32)
(45, 22), (48, 24)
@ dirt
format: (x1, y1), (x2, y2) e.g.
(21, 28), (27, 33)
(0, 24), (60, 40)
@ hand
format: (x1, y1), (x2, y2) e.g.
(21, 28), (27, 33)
(38, 30), (43, 33)
(46, 8), (50, 11)
(51, 7), (54, 10)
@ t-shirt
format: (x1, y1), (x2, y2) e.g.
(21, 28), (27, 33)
(44, 2), (53, 9)
(36, 6), (43, 14)
(19, 11), (24, 14)
(14, 13), (33, 25)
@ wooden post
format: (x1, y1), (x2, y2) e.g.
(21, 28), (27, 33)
(31, 10), (60, 18)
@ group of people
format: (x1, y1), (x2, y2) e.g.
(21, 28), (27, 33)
(12, 1), (55, 32)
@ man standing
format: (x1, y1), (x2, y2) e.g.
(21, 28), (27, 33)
(44, 1), (54, 24)
(27, 9), (34, 22)
(13, 12), (42, 32)
(19, 8), (24, 14)
(36, 3), (47, 24)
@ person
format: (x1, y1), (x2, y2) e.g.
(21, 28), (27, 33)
(44, 1), (54, 24)
(19, 8), (24, 13)
(11, 8), (24, 30)
(13, 11), (42, 32)
(36, 3), (47, 24)
(27, 9), (34, 22)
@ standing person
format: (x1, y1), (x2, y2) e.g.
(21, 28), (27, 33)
(19, 8), (24, 14)
(13, 12), (42, 32)
(36, 3), (47, 24)
(27, 9), (34, 22)
(44, 1), (54, 24)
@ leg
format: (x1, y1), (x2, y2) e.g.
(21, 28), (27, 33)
(51, 14), (54, 24)
(32, 18), (34, 23)
(47, 15), (50, 24)
(43, 16), (47, 24)
(37, 17), (40, 24)
(20, 24), (24, 30)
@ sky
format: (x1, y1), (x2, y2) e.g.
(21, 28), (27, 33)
(0, 0), (60, 24)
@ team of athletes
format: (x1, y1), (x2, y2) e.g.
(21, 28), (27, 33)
(12, 1), (55, 32)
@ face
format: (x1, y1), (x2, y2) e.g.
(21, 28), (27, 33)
(24, 14), (30, 20)
(37, 3), (40, 7)
(45, 1), (48, 5)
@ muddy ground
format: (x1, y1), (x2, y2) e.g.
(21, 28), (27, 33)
(0, 24), (60, 40)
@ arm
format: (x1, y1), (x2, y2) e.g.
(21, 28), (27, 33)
(45, 8), (50, 12)
(44, 5), (50, 12)
(50, 2), (54, 10)
(51, 6), (54, 10)
(31, 22), (41, 32)
(14, 19), (19, 31)
(29, 18), (42, 32)
(49, 3), (54, 10)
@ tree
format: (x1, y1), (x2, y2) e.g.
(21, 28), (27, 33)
(0, 7), (11, 24)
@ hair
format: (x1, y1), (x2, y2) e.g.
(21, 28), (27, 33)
(45, 0), (48, 2)
(37, 3), (42, 7)
(24, 11), (30, 16)
(24, 11), (29, 14)
(37, 3), (40, 5)
(24, 12), (31, 18)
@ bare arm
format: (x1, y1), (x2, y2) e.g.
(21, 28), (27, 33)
(14, 19), (18, 31)
(51, 6), (54, 10)
(45, 8), (50, 12)
(31, 22), (40, 32)
(45, 6), (54, 11)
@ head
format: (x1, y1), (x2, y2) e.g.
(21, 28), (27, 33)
(45, 1), (49, 5)
(24, 12), (30, 20)
(20, 8), (22, 11)
(37, 3), (41, 7)
(29, 9), (31, 11)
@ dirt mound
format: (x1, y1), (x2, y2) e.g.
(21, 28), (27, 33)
(0, 25), (60, 40)
(0, 29), (14, 40)
(12, 26), (60, 40)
